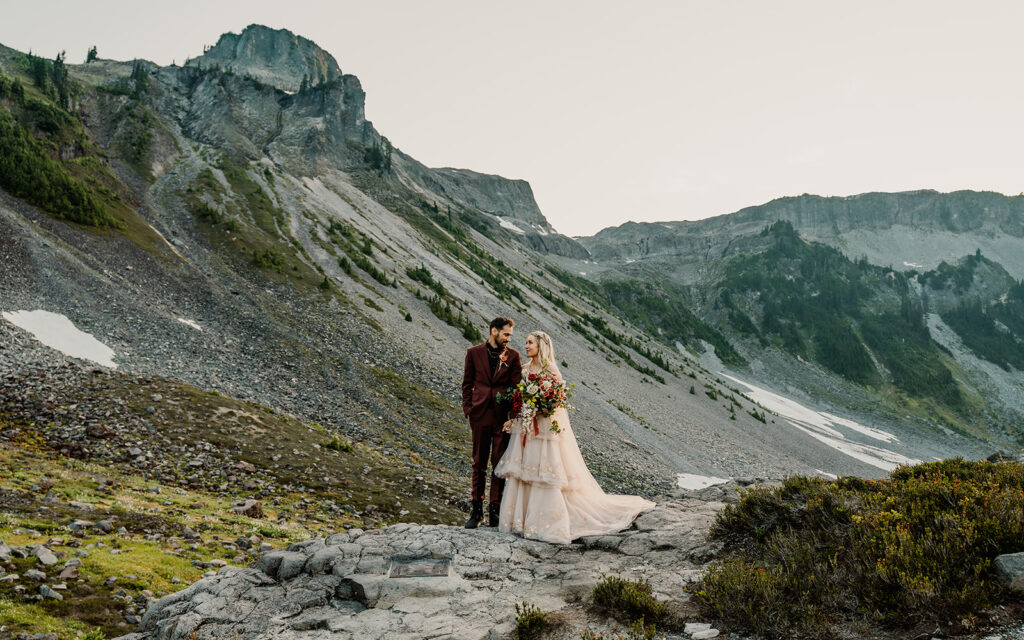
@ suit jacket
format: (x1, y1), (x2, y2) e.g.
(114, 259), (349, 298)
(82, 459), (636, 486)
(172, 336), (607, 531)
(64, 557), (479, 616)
(462, 342), (522, 426)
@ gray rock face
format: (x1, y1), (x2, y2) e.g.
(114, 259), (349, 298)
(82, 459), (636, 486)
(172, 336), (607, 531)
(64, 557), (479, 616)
(520, 232), (591, 260)
(995, 552), (1024, 592)
(185, 24), (342, 93)
(114, 496), (723, 640)
(393, 151), (554, 230)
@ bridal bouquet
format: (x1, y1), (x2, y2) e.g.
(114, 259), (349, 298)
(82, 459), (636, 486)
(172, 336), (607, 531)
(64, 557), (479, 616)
(497, 371), (573, 435)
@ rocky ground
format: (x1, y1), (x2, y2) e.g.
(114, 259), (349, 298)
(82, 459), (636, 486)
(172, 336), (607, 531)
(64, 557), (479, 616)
(116, 489), (732, 640)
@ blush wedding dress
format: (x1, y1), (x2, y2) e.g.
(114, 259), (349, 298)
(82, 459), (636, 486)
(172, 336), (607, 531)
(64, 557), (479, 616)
(494, 363), (656, 544)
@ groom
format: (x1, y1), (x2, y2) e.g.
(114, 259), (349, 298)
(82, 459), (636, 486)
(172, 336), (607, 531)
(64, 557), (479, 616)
(462, 316), (522, 528)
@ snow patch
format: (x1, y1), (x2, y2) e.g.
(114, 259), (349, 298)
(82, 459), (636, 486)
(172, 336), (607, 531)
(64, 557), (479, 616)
(720, 374), (918, 471)
(2, 310), (117, 368)
(815, 469), (838, 480)
(677, 473), (730, 490)
(177, 318), (202, 331)
(497, 217), (525, 234)
(903, 261), (923, 268)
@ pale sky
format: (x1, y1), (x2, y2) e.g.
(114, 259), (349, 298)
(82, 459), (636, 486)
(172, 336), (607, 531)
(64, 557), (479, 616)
(4, 1), (1023, 236)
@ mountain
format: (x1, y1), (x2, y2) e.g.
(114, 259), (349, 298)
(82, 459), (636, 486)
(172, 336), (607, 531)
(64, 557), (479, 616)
(579, 190), (1024, 280)
(564, 192), (1024, 444)
(4, 24), (1024, 639)
(0, 25), (1012, 509)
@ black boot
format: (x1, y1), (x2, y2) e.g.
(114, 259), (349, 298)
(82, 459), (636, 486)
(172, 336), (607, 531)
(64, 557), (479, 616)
(464, 500), (483, 529)
(487, 502), (500, 527)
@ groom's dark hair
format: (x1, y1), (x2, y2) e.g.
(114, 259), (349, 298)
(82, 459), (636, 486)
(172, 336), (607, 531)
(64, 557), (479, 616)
(489, 316), (514, 332)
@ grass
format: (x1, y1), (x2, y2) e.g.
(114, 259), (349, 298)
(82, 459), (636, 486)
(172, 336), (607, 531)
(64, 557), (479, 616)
(0, 357), (479, 637)
(0, 599), (101, 640)
(697, 459), (1024, 638)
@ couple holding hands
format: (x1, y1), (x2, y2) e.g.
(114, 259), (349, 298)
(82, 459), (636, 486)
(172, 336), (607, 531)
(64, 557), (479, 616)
(462, 316), (654, 545)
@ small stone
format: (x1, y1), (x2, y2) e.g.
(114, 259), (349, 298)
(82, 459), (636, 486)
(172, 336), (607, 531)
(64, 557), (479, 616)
(128, 447), (143, 457)
(35, 547), (58, 566)
(59, 567), (79, 580)
(85, 423), (115, 439)
(234, 460), (256, 474)
(0, 574), (18, 583)
(94, 520), (115, 534)
(183, 526), (200, 540)
(691, 630), (720, 640)
(39, 584), (63, 600)
(685, 623), (712, 634)
(171, 577), (181, 584)
(24, 569), (47, 581)
(69, 519), (95, 531)
(233, 500), (264, 518)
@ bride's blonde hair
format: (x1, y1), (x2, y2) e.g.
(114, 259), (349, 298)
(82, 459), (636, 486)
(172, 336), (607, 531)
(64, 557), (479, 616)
(528, 331), (557, 372)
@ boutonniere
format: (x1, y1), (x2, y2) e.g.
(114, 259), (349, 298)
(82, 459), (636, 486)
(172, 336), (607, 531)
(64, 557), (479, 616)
(498, 348), (509, 370)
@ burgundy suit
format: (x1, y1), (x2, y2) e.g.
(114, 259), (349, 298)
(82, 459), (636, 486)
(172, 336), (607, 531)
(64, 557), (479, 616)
(462, 342), (522, 504)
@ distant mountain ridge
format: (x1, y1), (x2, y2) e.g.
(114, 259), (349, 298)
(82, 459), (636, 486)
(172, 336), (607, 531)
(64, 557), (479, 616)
(579, 189), (1024, 280)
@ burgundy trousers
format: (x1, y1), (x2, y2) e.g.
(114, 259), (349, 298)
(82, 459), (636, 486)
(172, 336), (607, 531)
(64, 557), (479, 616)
(471, 420), (510, 505)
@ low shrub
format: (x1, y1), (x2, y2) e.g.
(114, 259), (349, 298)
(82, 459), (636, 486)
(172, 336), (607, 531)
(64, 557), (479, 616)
(323, 437), (352, 453)
(697, 459), (1024, 637)
(592, 575), (667, 626)
(514, 601), (550, 640)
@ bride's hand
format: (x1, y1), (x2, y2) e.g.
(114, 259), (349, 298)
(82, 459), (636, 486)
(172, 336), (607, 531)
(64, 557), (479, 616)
(502, 420), (513, 433)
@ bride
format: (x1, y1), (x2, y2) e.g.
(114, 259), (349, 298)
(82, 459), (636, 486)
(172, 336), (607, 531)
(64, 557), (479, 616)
(494, 331), (655, 544)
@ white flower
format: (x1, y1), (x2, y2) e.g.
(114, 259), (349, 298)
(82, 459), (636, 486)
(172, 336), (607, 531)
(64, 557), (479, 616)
(540, 380), (551, 391)
(526, 383), (539, 395)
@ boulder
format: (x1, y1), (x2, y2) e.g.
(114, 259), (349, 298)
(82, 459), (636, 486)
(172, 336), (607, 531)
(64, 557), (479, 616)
(995, 552), (1024, 592)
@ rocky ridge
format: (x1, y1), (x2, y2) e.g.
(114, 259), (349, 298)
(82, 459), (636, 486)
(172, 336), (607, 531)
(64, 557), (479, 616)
(117, 488), (734, 640)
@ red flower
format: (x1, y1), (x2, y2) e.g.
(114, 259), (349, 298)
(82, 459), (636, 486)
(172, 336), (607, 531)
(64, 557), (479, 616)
(528, 373), (537, 381)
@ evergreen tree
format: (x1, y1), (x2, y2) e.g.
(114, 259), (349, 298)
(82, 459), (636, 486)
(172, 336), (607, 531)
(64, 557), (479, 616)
(52, 51), (69, 110)
(86, 45), (98, 63)
(28, 53), (49, 95)
(130, 60), (149, 100)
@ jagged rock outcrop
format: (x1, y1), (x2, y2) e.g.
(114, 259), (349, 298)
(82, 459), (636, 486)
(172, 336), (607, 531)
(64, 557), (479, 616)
(116, 492), (729, 640)
(185, 24), (343, 93)
(393, 151), (550, 228)
(520, 232), (591, 260)
(151, 60), (378, 173)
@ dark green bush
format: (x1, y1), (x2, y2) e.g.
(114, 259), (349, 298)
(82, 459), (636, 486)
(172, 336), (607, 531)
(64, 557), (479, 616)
(592, 575), (667, 626)
(323, 437), (352, 452)
(252, 248), (285, 270)
(698, 460), (1024, 637)
(514, 601), (550, 640)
